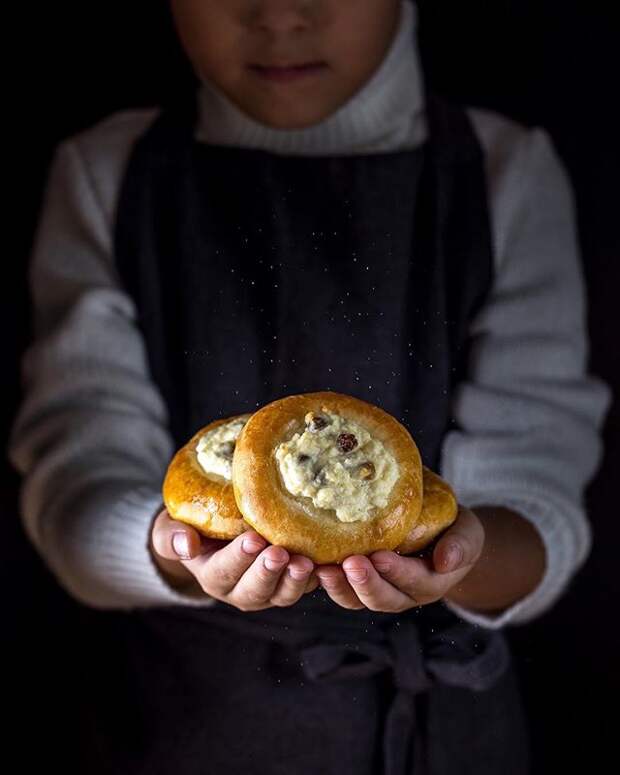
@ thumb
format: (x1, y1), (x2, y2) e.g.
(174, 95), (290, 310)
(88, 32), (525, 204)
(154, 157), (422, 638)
(150, 508), (211, 561)
(432, 506), (485, 574)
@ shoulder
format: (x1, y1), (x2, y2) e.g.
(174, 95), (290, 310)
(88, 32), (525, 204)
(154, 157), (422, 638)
(464, 105), (574, 271)
(466, 105), (566, 200)
(55, 107), (162, 229)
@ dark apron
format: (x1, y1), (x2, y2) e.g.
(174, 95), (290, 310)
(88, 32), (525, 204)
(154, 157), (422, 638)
(76, 87), (530, 774)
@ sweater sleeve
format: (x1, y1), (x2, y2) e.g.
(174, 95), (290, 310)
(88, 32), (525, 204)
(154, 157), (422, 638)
(6, 135), (217, 610)
(439, 118), (613, 629)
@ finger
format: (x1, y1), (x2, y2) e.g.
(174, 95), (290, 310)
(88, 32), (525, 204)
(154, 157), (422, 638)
(151, 509), (208, 561)
(230, 545), (290, 609)
(369, 550), (469, 604)
(342, 556), (412, 612)
(432, 506), (485, 574)
(315, 565), (366, 610)
(304, 571), (321, 594)
(269, 555), (315, 607)
(184, 530), (267, 595)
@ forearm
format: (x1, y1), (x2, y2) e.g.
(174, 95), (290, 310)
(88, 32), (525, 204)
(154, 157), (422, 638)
(443, 505), (547, 615)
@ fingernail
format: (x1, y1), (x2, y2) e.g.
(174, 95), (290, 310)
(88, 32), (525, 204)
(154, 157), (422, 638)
(374, 563), (392, 574)
(287, 567), (310, 580)
(242, 537), (265, 554)
(172, 532), (191, 560)
(445, 544), (463, 569)
(264, 556), (287, 571)
(344, 568), (368, 583)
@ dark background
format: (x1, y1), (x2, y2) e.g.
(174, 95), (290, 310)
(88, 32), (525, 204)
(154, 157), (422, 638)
(5, 1), (618, 771)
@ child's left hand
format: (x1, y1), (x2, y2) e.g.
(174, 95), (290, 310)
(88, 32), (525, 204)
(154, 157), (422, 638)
(315, 505), (484, 611)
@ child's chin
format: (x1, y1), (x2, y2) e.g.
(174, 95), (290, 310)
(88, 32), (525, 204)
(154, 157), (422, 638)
(243, 97), (342, 131)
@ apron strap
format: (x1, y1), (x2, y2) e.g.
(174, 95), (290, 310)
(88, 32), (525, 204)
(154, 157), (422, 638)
(297, 617), (510, 775)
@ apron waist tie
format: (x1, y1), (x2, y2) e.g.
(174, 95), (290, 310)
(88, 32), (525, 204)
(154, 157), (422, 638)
(298, 618), (510, 775)
(163, 602), (511, 775)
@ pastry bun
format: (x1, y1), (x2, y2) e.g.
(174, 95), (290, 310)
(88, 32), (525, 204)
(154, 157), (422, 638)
(231, 391), (424, 564)
(162, 392), (458, 563)
(395, 466), (458, 554)
(162, 414), (253, 540)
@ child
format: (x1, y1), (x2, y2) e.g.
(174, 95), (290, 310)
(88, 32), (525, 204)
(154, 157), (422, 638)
(7, 1), (612, 773)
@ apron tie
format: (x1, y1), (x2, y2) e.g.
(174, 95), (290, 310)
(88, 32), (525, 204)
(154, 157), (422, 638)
(298, 616), (510, 775)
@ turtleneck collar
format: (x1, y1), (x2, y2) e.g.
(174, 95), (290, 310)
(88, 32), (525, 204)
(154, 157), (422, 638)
(195, 0), (427, 156)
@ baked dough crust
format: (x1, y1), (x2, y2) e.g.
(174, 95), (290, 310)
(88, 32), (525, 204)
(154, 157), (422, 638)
(395, 466), (458, 554)
(162, 415), (253, 540)
(231, 391), (424, 564)
(162, 400), (458, 561)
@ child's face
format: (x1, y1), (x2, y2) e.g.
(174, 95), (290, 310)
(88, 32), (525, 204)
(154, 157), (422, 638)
(170, 0), (402, 129)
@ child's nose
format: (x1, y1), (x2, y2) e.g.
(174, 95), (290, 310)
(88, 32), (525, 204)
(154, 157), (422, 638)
(247, 0), (315, 34)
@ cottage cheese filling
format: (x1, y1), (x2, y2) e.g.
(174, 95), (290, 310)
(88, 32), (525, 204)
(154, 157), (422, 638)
(195, 417), (249, 480)
(275, 409), (399, 522)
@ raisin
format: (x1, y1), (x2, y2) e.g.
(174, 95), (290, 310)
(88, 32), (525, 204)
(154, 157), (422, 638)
(355, 461), (375, 480)
(305, 412), (329, 432)
(337, 433), (358, 453)
(313, 468), (327, 486)
(219, 441), (235, 458)
(298, 454), (311, 463)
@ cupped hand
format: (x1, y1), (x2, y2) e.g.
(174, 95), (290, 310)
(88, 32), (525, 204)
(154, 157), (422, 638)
(315, 505), (485, 612)
(150, 509), (320, 610)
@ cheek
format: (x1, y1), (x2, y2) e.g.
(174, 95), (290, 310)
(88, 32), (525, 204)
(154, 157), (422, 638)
(327, 1), (400, 87)
(171, 3), (246, 85)
(192, 41), (251, 95)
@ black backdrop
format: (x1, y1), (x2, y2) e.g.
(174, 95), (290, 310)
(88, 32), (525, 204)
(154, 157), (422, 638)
(5, 1), (618, 771)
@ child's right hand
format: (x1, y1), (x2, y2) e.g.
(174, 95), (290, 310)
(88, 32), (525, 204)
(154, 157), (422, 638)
(150, 509), (319, 610)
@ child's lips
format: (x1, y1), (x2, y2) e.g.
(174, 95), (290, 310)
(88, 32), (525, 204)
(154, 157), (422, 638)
(248, 62), (328, 82)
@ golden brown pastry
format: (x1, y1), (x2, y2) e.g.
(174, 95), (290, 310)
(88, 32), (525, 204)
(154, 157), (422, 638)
(395, 466), (458, 555)
(162, 392), (459, 563)
(162, 414), (253, 540)
(231, 391), (424, 564)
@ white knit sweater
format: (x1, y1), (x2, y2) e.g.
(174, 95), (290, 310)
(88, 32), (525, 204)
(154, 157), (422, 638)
(6, 0), (612, 628)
